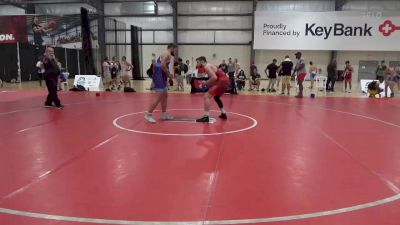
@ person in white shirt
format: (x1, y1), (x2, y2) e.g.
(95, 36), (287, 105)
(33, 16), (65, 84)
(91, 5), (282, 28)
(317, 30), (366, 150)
(56, 61), (63, 91)
(308, 61), (318, 89)
(102, 57), (112, 91)
(121, 56), (133, 88)
(36, 57), (45, 87)
(110, 56), (121, 90)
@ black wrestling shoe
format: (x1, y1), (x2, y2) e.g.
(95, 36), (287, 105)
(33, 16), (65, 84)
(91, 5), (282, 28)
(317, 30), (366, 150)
(219, 113), (228, 120)
(196, 116), (210, 123)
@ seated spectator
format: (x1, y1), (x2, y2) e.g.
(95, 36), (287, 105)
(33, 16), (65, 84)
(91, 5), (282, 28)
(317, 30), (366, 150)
(236, 64), (246, 91)
(249, 67), (261, 91)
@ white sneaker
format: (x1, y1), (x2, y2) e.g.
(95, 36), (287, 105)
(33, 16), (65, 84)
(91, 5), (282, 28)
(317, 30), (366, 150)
(162, 113), (174, 120)
(145, 114), (156, 123)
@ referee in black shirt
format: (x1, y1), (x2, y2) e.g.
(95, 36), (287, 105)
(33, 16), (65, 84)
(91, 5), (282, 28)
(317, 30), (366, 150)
(43, 47), (64, 109)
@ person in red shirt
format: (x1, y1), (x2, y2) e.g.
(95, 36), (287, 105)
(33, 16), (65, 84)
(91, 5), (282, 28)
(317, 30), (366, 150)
(344, 60), (354, 93)
(195, 56), (229, 123)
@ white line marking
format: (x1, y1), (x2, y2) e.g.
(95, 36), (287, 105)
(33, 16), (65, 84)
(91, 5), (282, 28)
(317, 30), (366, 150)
(113, 109), (258, 136)
(92, 137), (116, 150)
(0, 100), (121, 116)
(0, 208), (202, 225)
(1, 193), (400, 225)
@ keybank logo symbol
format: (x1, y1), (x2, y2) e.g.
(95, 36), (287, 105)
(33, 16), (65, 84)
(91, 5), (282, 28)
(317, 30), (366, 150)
(379, 20), (400, 36)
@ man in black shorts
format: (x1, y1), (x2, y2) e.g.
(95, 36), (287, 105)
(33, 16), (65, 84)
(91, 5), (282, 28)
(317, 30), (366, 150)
(266, 59), (278, 92)
(279, 56), (293, 95)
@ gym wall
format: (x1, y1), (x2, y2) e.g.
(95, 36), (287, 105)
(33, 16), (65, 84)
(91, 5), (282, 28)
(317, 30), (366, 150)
(179, 45), (251, 75)
(106, 1), (252, 77)
(0, 5), (25, 15)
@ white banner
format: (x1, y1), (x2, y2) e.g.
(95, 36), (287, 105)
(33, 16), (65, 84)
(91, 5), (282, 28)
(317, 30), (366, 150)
(254, 11), (400, 51)
(73, 75), (103, 91)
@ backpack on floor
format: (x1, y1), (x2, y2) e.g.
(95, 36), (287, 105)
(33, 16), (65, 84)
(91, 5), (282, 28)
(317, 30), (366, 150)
(70, 85), (86, 91)
(124, 87), (136, 92)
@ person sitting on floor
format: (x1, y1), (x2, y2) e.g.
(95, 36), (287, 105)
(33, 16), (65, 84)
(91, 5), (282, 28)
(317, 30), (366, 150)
(367, 81), (383, 98)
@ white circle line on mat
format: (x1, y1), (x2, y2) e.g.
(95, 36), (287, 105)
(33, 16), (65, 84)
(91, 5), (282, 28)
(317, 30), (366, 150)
(112, 109), (258, 136)
(0, 193), (400, 225)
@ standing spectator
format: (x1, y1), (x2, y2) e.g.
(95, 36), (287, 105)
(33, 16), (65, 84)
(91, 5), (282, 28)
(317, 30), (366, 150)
(376, 60), (387, 83)
(110, 56), (121, 90)
(385, 67), (396, 98)
(175, 58), (185, 91)
(180, 59), (188, 87)
(227, 58), (237, 93)
(185, 60), (192, 85)
(102, 57), (112, 91)
(234, 58), (239, 72)
(279, 55), (293, 95)
(308, 61), (317, 89)
(293, 52), (306, 98)
(326, 59), (337, 92)
(42, 47), (63, 109)
(395, 67), (400, 92)
(266, 59), (278, 93)
(344, 60), (354, 93)
(36, 57), (44, 87)
(235, 64), (246, 91)
(56, 60), (63, 91)
(219, 59), (228, 73)
(121, 56), (133, 88)
(276, 62), (282, 91)
(227, 58), (235, 77)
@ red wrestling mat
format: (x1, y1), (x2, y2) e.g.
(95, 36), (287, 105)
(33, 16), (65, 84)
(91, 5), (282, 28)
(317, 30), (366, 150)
(0, 90), (400, 225)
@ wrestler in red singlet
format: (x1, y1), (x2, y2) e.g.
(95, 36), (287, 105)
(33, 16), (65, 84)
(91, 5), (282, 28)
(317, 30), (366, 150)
(195, 56), (229, 123)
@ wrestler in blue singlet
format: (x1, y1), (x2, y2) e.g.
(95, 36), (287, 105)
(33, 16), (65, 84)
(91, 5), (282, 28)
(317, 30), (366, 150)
(152, 56), (168, 92)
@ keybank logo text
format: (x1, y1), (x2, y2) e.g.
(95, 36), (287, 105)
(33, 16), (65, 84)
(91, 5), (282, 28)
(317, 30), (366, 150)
(305, 23), (373, 39)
